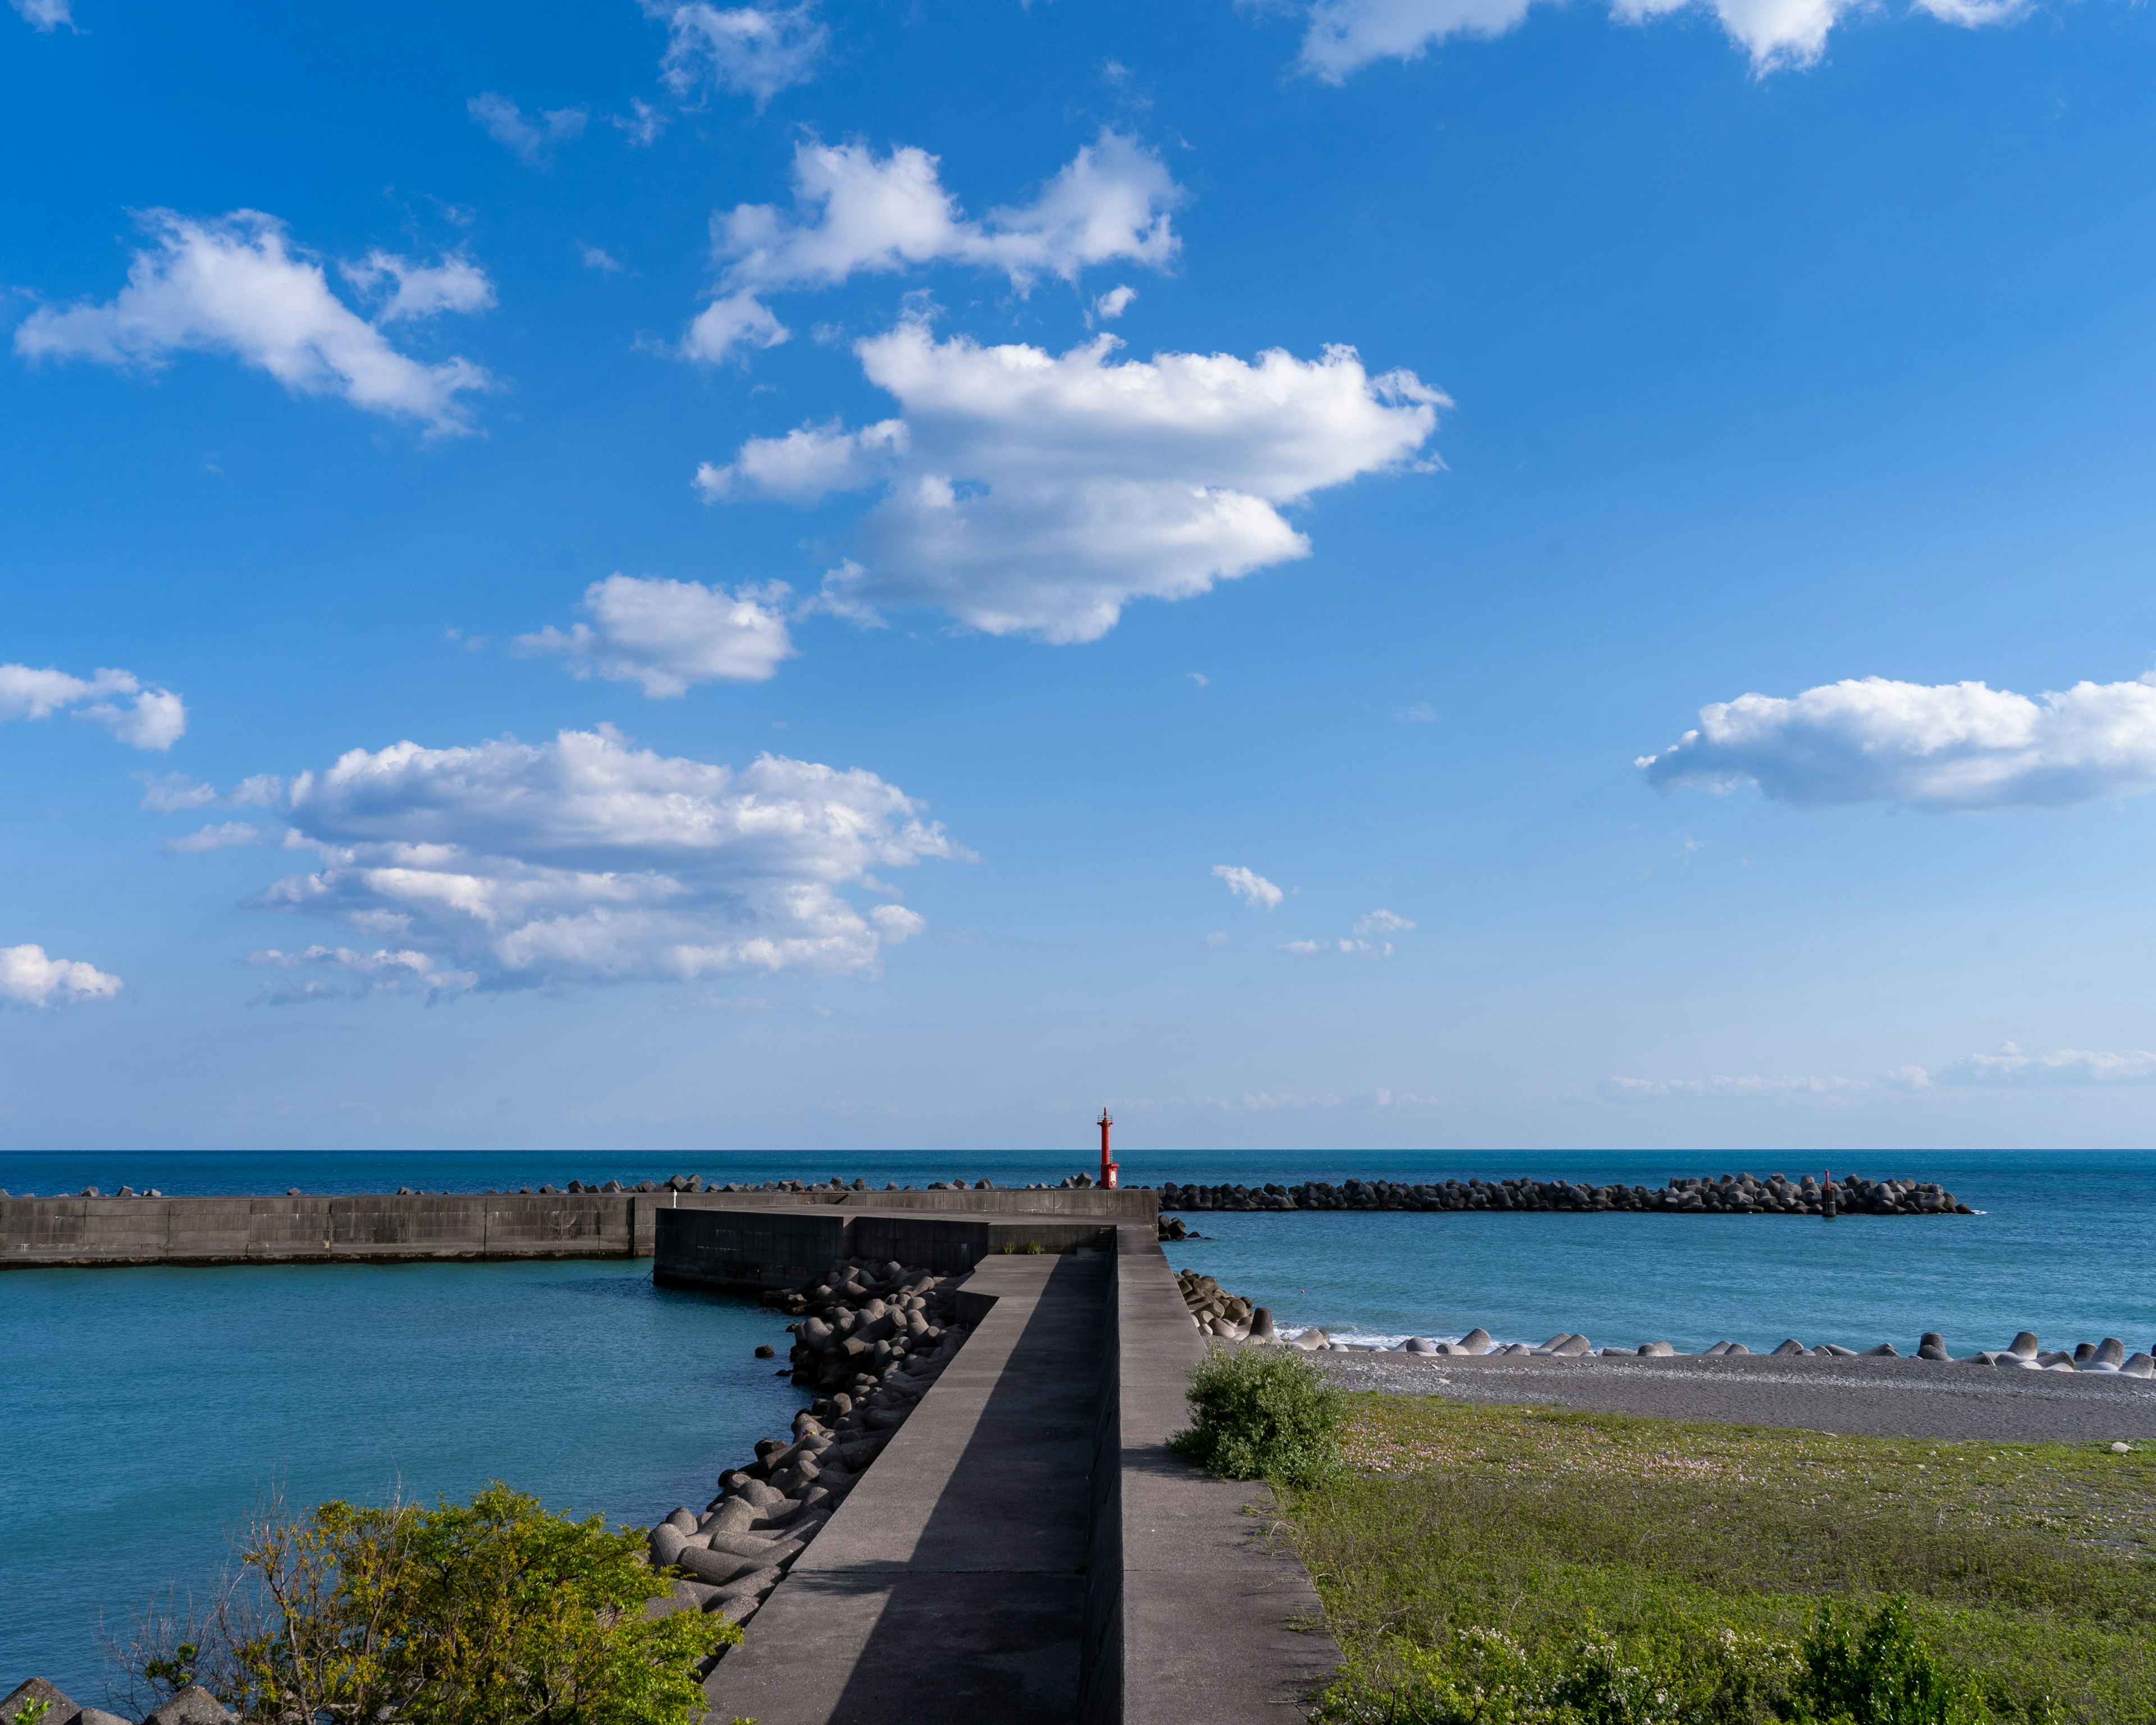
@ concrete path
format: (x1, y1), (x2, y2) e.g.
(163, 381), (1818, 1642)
(1313, 1351), (2156, 1441)
(704, 1252), (1107, 1725)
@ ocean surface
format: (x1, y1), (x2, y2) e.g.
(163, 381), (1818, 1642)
(6, 1147), (2153, 1701)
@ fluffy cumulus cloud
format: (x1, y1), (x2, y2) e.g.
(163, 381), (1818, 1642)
(683, 131), (1181, 362)
(467, 93), (588, 162)
(1, 944), (121, 1007)
(14, 211), (492, 435)
(513, 574), (795, 695)
(11, 0), (72, 29)
(1213, 865), (1283, 910)
(651, 2), (827, 107)
(1294, 0), (2025, 81)
(1639, 674), (2156, 811)
(250, 726), (960, 995)
(1, 662), (185, 750)
(705, 323), (1442, 641)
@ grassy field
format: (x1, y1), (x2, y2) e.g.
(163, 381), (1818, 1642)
(1284, 1395), (2156, 1724)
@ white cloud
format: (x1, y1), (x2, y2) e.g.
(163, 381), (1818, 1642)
(1214, 864), (1284, 910)
(1093, 285), (1138, 322)
(695, 417), (907, 503)
(468, 93), (588, 162)
(1292, 0), (2025, 81)
(581, 244), (625, 274)
(167, 822), (266, 854)
(684, 131), (1181, 362)
(1397, 701), (1437, 722)
(1277, 938), (1323, 954)
(1605, 1043), (2156, 1099)
(710, 323), (1442, 640)
(1354, 907), (1414, 935)
(1600, 1073), (1872, 1101)
(341, 251), (495, 323)
(11, 0), (71, 29)
(15, 211), (491, 436)
(255, 725), (961, 993)
(614, 98), (669, 145)
(653, 2), (827, 107)
(512, 574), (795, 695)
(246, 944), (475, 1005)
(1640, 674), (2156, 811)
(1, 944), (121, 1007)
(1, 663), (185, 751)
(1301, 0), (1540, 81)
(1929, 1043), (2156, 1088)
(682, 290), (791, 363)
(139, 772), (283, 811)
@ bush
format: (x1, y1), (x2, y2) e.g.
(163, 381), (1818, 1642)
(1170, 1344), (1347, 1486)
(1792, 1599), (1980, 1725)
(126, 1484), (734, 1725)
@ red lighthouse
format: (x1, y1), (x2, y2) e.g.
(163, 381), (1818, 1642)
(1098, 1107), (1118, 1190)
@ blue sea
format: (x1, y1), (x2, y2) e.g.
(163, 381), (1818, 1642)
(6, 1147), (2153, 1703)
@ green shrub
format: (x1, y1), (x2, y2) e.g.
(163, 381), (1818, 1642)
(1792, 1599), (1977, 1725)
(130, 1484), (734, 1725)
(1170, 1344), (1347, 1486)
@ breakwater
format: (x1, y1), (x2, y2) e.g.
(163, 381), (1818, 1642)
(639, 1254), (974, 1644)
(1, 1180), (1150, 1270)
(1158, 1170), (1970, 1215)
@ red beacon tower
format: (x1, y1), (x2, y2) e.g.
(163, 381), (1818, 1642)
(1098, 1107), (1118, 1190)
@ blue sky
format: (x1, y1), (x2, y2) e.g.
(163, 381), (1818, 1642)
(4, 0), (2156, 1152)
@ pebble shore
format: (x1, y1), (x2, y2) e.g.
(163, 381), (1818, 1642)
(1159, 1170), (1970, 1215)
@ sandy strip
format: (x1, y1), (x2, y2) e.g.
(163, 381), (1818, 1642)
(1309, 1351), (2156, 1442)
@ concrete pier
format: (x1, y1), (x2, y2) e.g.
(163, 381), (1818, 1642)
(700, 1222), (1338, 1725)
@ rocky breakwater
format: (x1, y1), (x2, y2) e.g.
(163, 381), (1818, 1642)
(1281, 1326), (2156, 1376)
(640, 1256), (971, 1664)
(1175, 1267), (1277, 1341)
(1159, 1170), (1971, 1215)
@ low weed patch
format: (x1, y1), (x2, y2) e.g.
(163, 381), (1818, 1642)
(1289, 1398), (2156, 1724)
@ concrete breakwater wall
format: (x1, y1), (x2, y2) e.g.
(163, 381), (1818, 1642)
(1160, 1170), (1971, 1215)
(652, 1203), (1337, 1723)
(2, 1184), (1150, 1270)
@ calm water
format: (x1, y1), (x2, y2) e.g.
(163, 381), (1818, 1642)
(5, 1147), (2152, 1701)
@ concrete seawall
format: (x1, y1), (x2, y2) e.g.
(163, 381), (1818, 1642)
(698, 1219), (1338, 1724)
(1, 1186), (1154, 1270)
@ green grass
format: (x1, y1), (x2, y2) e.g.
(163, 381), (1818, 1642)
(1282, 1397), (2156, 1724)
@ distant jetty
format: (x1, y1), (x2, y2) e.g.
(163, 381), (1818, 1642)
(1157, 1171), (1971, 1216)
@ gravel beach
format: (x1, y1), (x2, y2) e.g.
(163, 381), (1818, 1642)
(1310, 1350), (2156, 1442)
